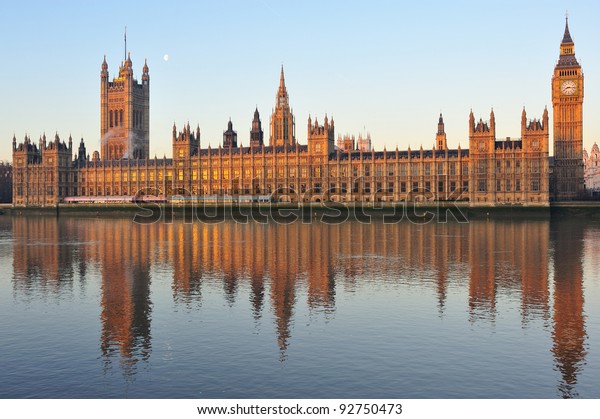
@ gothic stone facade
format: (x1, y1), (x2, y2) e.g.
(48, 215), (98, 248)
(12, 110), (549, 207)
(583, 143), (600, 191)
(100, 54), (149, 161)
(13, 20), (584, 207)
(551, 18), (585, 199)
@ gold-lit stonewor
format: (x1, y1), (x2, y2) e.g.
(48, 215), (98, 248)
(551, 16), (585, 200)
(12, 20), (584, 207)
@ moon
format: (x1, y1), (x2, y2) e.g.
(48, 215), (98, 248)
(163, 54), (169, 62)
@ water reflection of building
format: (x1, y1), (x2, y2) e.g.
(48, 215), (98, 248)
(550, 220), (587, 398)
(468, 221), (550, 323)
(97, 221), (152, 377)
(10, 217), (154, 377)
(11, 217), (74, 293)
(8, 216), (590, 393)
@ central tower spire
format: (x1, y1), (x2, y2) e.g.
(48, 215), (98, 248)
(270, 66), (295, 146)
(279, 65), (285, 87)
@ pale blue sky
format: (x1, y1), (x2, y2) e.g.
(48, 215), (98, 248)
(1, 0), (599, 162)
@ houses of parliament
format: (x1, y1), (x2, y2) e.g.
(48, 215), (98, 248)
(11, 19), (585, 207)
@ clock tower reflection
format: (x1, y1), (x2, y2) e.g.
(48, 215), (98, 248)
(550, 218), (587, 398)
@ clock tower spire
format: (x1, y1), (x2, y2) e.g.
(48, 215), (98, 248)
(552, 15), (584, 200)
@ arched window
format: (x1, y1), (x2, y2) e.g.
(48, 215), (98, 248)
(109, 110), (113, 128)
(120, 110), (124, 127)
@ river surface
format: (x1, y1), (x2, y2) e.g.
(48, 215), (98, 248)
(0, 214), (599, 398)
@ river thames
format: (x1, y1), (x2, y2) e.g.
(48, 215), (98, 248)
(0, 214), (599, 398)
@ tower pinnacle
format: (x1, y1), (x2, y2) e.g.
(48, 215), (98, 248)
(278, 65), (287, 97)
(562, 15), (573, 45)
(270, 65), (295, 146)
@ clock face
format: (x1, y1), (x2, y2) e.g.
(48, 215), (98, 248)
(561, 80), (577, 95)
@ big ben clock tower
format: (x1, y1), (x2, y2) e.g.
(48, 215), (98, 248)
(552, 16), (584, 200)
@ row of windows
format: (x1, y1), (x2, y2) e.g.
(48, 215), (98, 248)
(109, 110), (123, 128)
(78, 163), (470, 181)
(477, 179), (541, 192)
(107, 109), (146, 129)
(558, 69), (577, 76)
(79, 169), (471, 183)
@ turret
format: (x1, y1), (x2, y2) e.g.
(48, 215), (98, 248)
(142, 59), (149, 84)
(469, 108), (496, 155)
(77, 138), (87, 166)
(469, 109), (475, 134)
(250, 107), (264, 148)
(101, 55), (109, 81)
(307, 114), (335, 155)
(436, 113), (447, 150)
(172, 121), (200, 159)
(223, 118), (237, 148)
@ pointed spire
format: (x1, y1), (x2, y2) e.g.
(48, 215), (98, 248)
(562, 13), (574, 45)
(276, 64), (288, 101)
